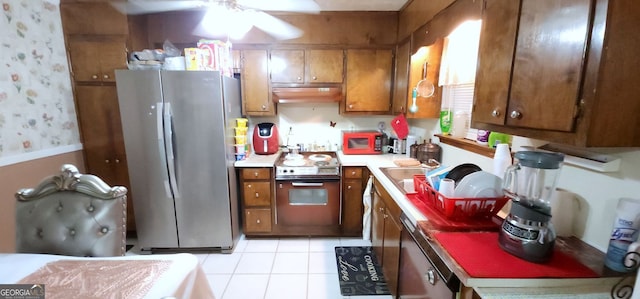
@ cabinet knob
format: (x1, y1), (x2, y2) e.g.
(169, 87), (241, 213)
(347, 185), (352, 190)
(105, 159), (110, 163)
(426, 268), (436, 285)
(491, 109), (501, 117)
(248, 184), (252, 188)
(261, 105), (267, 110)
(312, 76), (317, 80)
(254, 172), (259, 177)
(297, 76), (302, 81)
(510, 110), (522, 119)
(103, 74), (109, 79)
(379, 207), (384, 212)
(92, 74), (98, 79)
(256, 219), (261, 224)
(348, 104), (353, 109)
(383, 214), (388, 219)
(115, 159), (120, 163)
(255, 192), (260, 198)
(351, 171), (356, 175)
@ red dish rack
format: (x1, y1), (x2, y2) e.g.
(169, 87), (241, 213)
(413, 175), (509, 220)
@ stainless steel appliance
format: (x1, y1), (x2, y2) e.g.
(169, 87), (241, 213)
(499, 151), (565, 263)
(398, 214), (460, 298)
(275, 152), (341, 233)
(115, 70), (241, 252)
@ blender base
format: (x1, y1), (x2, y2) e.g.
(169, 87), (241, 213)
(498, 228), (555, 264)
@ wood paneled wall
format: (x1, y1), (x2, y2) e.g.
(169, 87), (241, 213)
(398, 0), (456, 40)
(140, 11), (399, 49)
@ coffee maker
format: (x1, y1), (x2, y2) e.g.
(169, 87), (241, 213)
(253, 123), (279, 155)
(498, 151), (564, 263)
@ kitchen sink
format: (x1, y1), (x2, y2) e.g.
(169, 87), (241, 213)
(379, 167), (426, 194)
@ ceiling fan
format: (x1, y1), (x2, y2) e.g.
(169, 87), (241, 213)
(110, 0), (321, 40)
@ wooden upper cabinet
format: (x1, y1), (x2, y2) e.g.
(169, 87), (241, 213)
(475, 0), (588, 132)
(240, 49), (275, 116)
(473, 0), (640, 147)
(270, 49), (344, 84)
(392, 38), (411, 115)
(60, 2), (128, 35)
(68, 38), (128, 83)
(344, 49), (393, 114)
(406, 38), (443, 119)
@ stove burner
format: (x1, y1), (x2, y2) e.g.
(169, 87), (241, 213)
(275, 151), (340, 178)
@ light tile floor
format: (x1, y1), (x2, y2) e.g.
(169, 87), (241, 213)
(127, 235), (393, 299)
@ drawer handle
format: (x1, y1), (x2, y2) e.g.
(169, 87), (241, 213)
(426, 268), (436, 285)
(254, 172), (259, 177)
(255, 192), (259, 198)
(351, 171), (356, 175)
(92, 74), (98, 79)
(103, 74), (109, 79)
(256, 219), (261, 224)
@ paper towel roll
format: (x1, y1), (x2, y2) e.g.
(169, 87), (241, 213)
(163, 56), (186, 70)
(550, 188), (577, 237)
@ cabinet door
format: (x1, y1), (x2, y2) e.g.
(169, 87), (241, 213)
(473, 0), (519, 126)
(270, 49), (305, 83)
(342, 178), (364, 237)
(392, 38), (411, 115)
(241, 50), (274, 115)
(371, 184), (386, 262)
(75, 86), (134, 231)
(407, 39), (443, 119)
(245, 208), (272, 233)
(243, 181), (272, 206)
(474, 0), (590, 132)
(345, 49), (393, 113)
(507, 0), (590, 131)
(68, 39), (127, 83)
(382, 212), (402, 296)
(306, 49), (344, 83)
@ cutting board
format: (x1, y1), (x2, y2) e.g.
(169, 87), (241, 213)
(433, 232), (599, 278)
(391, 114), (409, 139)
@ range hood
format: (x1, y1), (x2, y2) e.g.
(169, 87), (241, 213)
(272, 87), (343, 104)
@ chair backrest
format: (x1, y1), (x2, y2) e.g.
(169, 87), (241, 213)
(15, 164), (127, 257)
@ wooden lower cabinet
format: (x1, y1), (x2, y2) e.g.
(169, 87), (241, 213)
(371, 177), (403, 297)
(74, 85), (135, 233)
(341, 167), (368, 237)
(239, 168), (273, 235)
(244, 209), (272, 233)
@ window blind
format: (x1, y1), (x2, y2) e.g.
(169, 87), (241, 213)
(442, 83), (477, 140)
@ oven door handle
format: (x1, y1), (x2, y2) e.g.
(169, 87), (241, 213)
(291, 182), (325, 187)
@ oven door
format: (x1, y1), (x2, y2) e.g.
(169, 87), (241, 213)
(276, 178), (341, 226)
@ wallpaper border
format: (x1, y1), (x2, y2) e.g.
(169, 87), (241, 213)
(0, 143), (83, 167)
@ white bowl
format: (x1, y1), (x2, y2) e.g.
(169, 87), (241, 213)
(453, 171), (504, 198)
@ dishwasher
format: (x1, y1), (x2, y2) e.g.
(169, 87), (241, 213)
(398, 213), (460, 298)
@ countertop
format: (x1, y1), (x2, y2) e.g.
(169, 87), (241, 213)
(234, 151), (627, 297)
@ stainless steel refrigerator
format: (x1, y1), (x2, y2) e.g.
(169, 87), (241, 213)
(115, 70), (241, 252)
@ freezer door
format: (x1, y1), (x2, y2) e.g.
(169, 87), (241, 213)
(161, 71), (235, 248)
(115, 70), (179, 249)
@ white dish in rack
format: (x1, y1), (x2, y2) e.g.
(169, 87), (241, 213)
(453, 171), (504, 198)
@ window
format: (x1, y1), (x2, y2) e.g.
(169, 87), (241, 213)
(438, 20), (482, 140)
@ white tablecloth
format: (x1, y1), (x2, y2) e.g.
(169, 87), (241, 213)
(0, 253), (215, 299)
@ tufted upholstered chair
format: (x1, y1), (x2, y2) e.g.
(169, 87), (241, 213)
(15, 164), (128, 257)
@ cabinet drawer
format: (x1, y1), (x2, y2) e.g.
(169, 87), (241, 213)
(245, 208), (272, 233)
(241, 168), (271, 180)
(243, 181), (271, 206)
(343, 167), (363, 179)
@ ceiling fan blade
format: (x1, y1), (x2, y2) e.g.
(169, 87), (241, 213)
(238, 0), (320, 13)
(192, 8), (255, 39)
(252, 11), (304, 40)
(110, 0), (204, 15)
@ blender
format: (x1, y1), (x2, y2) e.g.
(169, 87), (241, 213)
(498, 151), (565, 263)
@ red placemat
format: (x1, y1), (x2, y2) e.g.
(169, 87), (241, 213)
(406, 194), (502, 231)
(433, 232), (599, 278)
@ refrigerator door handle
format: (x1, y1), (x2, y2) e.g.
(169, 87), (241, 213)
(157, 102), (172, 198)
(164, 102), (180, 198)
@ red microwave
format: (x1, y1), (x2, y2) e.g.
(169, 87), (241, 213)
(342, 131), (383, 155)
